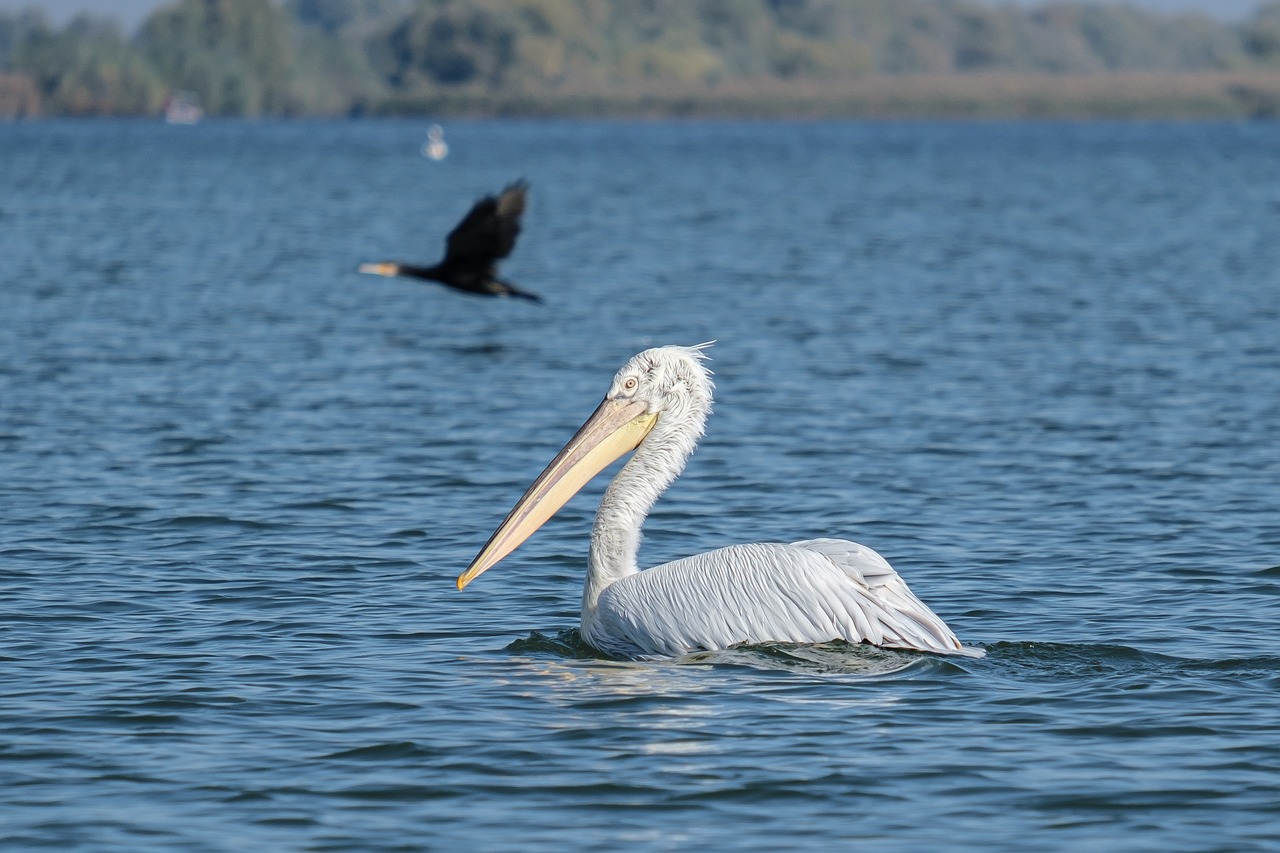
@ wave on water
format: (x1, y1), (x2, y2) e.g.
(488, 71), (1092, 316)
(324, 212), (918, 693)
(681, 641), (938, 676)
(506, 629), (603, 659)
(976, 641), (1280, 686)
(506, 633), (1280, 684)
(506, 630), (963, 675)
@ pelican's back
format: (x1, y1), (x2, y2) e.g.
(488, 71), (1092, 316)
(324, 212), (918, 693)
(585, 539), (979, 659)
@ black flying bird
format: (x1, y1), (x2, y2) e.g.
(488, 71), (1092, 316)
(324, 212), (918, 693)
(359, 180), (539, 302)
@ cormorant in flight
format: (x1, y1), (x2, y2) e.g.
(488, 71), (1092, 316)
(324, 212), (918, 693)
(359, 180), (539, 302)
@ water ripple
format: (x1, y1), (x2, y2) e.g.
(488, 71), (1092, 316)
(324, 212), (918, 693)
(2, 119), (1279, 852)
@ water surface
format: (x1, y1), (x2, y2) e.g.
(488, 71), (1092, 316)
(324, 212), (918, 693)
(2, 119), (1279, 851)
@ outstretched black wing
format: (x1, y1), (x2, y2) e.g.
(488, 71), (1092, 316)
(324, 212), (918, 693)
(443, 180), (528, 267)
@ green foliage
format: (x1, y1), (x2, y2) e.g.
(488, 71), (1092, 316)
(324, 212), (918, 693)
(9, 13), (165, 114)
(1067, 5), (1244, 71)
(3, 0), (1280, 116)
(1243, 2), (1280, 63)
(371, 0), (518, 89)
(136, 0), (296, 115)
(287, 0), (408, 35)
(289, 25), (385, 112)
(0, 10), (43, 69)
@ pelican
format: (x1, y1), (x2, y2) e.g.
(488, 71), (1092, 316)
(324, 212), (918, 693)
(458, 344), (981, 659)
(359, 180), (539, 302)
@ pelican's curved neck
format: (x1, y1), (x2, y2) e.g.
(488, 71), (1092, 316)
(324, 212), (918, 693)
(582, 418), (695, 616)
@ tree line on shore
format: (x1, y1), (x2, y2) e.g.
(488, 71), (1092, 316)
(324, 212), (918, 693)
(3, 0), (1280, 119)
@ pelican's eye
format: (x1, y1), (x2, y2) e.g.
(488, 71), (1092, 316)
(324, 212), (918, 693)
(621, 376), (639, 394)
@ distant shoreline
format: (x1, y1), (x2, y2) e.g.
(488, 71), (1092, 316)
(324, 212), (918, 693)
(6, 71), (1280, 121)
(362, 72), (1280, 121)
(7, 0), (1280, 120)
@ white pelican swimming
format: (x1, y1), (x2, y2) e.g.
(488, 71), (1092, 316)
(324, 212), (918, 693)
(458, 344), (981, 659)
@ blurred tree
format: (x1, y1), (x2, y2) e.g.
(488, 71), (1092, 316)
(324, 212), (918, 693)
(1073, 4), (1242, 71)
(288, 0), (408, 35)
(1242, 2), (1280, 63)
(0, 10), (44, 69)
(137, 0), (296, 115)
(5, 0), (1280, 117)
(953, 8), (1018, 71)
(11, 14), (164, 114)
(290, 25), (386, 112)
(370, 0), (517, 88)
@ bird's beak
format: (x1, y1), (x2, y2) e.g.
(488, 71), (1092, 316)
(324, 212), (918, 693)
(457, 398), (657, 590)
(358, 262), (398, 277)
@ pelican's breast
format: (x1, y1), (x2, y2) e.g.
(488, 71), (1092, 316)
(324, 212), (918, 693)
(586, 539), (969, 658)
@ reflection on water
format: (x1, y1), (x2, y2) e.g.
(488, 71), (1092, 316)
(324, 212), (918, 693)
(510, 630), (928, 677)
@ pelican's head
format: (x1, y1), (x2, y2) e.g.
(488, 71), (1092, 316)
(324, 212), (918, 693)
(457, 343), (714, 590)
(606, 343), (715, 430)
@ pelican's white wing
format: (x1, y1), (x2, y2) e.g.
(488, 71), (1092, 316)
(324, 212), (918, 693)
(585, 538), (981, 659)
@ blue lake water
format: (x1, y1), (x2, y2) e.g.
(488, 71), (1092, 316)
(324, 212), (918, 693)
(2, 118), (1279, 851)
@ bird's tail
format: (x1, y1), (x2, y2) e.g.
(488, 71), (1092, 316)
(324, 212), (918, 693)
(504, 284), (542, 303)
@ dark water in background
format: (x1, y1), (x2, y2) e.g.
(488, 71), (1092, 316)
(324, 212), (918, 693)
(2, 119), (1278, 851)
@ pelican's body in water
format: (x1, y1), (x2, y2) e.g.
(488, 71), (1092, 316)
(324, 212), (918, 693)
(459, 345), (981, 659)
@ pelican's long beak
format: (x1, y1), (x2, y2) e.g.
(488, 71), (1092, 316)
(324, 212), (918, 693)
(358, 262), (399, 277)
(457, 397), (657, 590)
